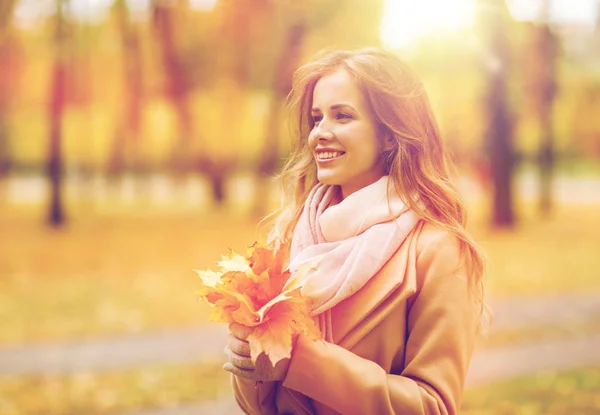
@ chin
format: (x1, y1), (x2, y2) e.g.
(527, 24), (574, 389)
(317, 171), (342, 186)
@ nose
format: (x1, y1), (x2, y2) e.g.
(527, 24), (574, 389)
(314, 120), (335, 141)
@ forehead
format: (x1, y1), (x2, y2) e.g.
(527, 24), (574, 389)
(312, 68), (366, 109)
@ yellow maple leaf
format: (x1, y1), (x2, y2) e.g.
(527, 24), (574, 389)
(196, 242), (322, 365)
(217, 251), (253, 274)
(195, 269), (222, 288)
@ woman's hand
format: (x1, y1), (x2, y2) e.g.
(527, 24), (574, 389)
(223, 323), (291, 382)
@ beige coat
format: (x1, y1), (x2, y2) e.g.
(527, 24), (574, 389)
(232, 221), (481, 415)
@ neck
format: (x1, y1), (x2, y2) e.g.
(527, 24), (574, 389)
(341, 174), (385, 199)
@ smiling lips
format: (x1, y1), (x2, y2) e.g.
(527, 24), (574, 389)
(316, 150), (345, 162)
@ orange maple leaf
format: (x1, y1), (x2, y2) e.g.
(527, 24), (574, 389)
(196, 242), (321, 364)
(247, 289), (321, 365)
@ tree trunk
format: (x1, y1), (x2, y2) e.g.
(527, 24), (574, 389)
(0, 38), (17, 178)
(488, 80), (515, 228)
(539, 104), (554, 216)
(253, 23), (306, 217)
(108, 0), (143, 176)
(209, 164), (226, 206)
(152, 1), (193, 173)
(204, 0), (254, 207)
(0, 0), (20, 207)
(535, 3), (557, 217)
(0, 0), (18, 30)
(262, 23), (305, 175)
(47, 0), (67, 227)
(481, 0), (515, 227)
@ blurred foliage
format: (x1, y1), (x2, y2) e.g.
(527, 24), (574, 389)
(0, 0), (18, 32)
(0, 0), (384, 171)
(0, 0), (598, 223)
(409, 18), (600, 166)
(462, 366), (600, 414)
(1, 0), (597, 172)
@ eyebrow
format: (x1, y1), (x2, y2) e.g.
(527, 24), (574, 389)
(311, 104), (356, 113)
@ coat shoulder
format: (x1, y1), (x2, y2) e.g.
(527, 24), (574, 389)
(413, 222), (463, 276)
(416, 222), (461, 256)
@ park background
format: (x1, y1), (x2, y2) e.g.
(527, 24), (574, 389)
(0, 0), (599, 414)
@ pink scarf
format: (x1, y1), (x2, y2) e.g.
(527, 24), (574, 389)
(286, 176), (419, 341)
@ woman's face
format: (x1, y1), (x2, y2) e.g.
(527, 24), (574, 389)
(308, 68), (385, 198)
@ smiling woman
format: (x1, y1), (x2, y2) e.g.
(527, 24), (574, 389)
(220, 47), (487, 415)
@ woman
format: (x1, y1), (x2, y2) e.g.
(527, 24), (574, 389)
(223, 48), (486, 415)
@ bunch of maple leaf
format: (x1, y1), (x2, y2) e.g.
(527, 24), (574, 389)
(196, 242), (321, 366)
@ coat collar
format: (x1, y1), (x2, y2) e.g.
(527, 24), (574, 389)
(331, 221), (423, 349)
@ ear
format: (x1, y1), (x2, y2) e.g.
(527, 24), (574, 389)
(382, 133), (396, 152)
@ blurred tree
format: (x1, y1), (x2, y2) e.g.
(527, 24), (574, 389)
(108, 0), (144, 176)
(0, 0), (20, 181)
(572, 2), (600, 159)
(478, 0), (516, 227)
(572, 83), (600, 158)
(196, 0), (256, 205)
(409, 34), (488, 176)
(251, 0), (384, 215)
(47, 0), (69, 227)
(530, 0), (558, 217)
(152, 0), (194, 173)
(253, 16), (306, 216)
(0, 32), (21, 180)
(0, 0), (17, 32)
(260, 23), (305, 175)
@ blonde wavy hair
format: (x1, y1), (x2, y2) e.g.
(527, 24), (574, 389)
(267, 47), (485, 309)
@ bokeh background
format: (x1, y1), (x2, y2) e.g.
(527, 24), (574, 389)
(1, 0), (599, 414)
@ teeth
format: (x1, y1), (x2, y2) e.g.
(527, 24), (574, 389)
(317, 151), (343, 160)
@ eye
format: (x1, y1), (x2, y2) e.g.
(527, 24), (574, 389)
(312, 114), (323, 124)
(336, 113), (352, 121)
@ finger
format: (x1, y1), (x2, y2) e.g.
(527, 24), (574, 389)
(229, 323), (254, 341)
(228, 333), (251, 357)
(225, 347), (255, 370)
(223, 362), (255, 380)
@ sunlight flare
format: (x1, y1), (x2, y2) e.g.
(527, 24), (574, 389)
(380, 0), (476, 48)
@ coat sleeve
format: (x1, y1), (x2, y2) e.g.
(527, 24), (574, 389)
(282, 231), (481, 415)
(231, 376), (279, 415)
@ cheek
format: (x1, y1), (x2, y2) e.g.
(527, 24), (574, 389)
(307, 130), (318, 148)
(350, 128), (381, 158)
(356, 138), (383, 170)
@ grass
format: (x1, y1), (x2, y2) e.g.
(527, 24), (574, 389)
(1, 203), (599, 346)
(2, 361), (599, 415)
(0, 210), (260, 346)
(462, 366), (600, 414)
(0, 361), (230, 415)
(469, 202), (600, 297)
